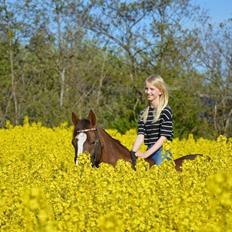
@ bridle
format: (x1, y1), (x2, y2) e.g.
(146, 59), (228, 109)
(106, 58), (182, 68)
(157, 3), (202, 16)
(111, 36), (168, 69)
(76, 128), (101, 167)
(76, 128), (97, 133)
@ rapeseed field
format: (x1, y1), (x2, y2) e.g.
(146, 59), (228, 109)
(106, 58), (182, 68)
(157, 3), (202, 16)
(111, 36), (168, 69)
(0, 118), (231, 231)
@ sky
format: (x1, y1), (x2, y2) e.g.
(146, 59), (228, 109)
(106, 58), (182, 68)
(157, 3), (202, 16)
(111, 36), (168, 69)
(193, 0), (232, 23)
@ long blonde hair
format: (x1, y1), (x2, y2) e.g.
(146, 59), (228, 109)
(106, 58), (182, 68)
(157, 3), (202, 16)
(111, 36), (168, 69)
(141, 75), (169, 123)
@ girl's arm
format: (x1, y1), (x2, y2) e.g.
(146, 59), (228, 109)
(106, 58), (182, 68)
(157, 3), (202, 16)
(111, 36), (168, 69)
(131, 134), (144, 152)
(137, 136), (167, 158)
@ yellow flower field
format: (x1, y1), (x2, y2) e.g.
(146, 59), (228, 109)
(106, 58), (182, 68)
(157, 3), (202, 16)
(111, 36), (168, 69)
(0, 119), (232, 232)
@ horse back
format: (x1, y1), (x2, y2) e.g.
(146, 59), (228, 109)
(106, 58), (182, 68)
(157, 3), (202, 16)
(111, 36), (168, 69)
(174, 154), (203, 171)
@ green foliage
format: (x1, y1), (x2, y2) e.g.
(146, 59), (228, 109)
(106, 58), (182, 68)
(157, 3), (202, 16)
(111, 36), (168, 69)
(0, 0), (231, 138)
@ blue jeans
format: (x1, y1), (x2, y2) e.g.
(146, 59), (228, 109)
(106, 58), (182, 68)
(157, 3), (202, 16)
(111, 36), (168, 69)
(148, 146), (173, 165)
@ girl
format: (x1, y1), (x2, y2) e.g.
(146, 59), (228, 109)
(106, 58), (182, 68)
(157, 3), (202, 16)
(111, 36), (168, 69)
(131, 75), (173, 165)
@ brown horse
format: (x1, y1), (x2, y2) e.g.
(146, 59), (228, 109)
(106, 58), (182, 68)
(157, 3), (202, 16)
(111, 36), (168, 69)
(71, 110), (202, 171)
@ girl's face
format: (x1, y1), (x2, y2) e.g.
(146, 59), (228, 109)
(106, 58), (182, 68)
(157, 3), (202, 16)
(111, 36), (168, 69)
(144, 81), (162, 103)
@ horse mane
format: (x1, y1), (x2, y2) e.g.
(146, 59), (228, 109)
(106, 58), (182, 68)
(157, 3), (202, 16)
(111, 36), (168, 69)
(99, 128), (130, 152)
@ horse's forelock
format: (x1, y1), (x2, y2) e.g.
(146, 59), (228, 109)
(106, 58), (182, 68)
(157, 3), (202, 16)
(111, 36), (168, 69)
(76, 119), (91, 131)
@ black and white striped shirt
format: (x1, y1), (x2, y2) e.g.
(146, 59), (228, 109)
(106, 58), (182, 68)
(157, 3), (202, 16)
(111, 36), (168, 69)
(138, 105), (173, 146)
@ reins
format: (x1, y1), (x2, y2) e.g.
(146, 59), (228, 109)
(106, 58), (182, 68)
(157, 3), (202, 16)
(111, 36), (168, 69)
(92, 130), (101, 167)
(130, 151), (137, 170)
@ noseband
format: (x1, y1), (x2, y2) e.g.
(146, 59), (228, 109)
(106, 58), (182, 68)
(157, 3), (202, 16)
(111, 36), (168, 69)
(76, 128), (101, 167)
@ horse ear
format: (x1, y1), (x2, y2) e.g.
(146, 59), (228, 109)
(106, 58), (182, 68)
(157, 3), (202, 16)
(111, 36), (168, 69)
(72, 112), (79, 125)
(88, 110), (96, 127)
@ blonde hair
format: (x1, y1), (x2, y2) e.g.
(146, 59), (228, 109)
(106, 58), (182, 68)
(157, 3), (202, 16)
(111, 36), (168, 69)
(141, 75), (169, 123)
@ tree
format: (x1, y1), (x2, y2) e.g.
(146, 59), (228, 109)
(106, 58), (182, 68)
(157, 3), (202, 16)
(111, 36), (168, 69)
(199, 20), (232, 136)
(0, 0), (230, 139)
(0, 0), (25, 124)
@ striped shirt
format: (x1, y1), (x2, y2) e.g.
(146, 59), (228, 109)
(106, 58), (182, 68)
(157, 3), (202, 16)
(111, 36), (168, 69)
(138, 105), (173, 146)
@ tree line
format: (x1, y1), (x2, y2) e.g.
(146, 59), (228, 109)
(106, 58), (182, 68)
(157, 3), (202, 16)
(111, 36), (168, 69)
(0, 0), (231, 138)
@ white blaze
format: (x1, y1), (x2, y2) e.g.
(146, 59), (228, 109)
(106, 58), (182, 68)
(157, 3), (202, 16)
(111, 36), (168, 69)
(75, 132), (87, 165)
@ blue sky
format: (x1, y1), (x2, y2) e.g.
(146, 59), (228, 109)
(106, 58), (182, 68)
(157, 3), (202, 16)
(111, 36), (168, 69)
(193, 0), (232, 23)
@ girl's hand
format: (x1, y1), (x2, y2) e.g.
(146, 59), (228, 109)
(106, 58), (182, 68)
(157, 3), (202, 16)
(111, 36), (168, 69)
(136, 151), (146, 158)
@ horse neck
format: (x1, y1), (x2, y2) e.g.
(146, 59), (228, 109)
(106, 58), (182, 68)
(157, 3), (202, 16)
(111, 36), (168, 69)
(98, 128), (130, 158)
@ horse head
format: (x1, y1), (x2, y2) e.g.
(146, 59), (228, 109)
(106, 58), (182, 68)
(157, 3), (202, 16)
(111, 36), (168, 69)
(72, 110), (102, 167)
